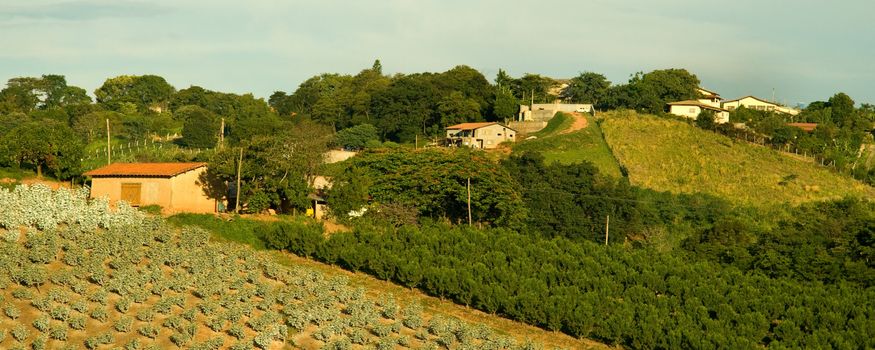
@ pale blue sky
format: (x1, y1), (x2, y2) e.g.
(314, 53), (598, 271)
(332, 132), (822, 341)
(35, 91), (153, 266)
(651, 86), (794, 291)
(1, 0), (873, 106)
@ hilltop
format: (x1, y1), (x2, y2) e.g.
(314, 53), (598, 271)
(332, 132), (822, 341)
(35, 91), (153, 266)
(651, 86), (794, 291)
(599, 110), (875, 205)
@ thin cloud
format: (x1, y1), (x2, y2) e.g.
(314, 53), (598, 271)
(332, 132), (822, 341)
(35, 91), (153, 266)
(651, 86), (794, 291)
(0, 0), (171, 22)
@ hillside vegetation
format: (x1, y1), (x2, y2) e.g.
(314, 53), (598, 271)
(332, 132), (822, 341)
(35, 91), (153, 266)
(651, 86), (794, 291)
(0, 185), (577, 350)
(600, 110), (875, 205)
(513, 113), (623, 178)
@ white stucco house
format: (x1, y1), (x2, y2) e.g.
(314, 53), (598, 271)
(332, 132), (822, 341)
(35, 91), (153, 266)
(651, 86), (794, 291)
(721, 96), (800, 116)
(446, 122), (516, 149)
(667, 100), (730, 124)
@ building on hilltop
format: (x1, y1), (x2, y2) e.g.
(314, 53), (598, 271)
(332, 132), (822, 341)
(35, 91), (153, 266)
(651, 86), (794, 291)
(84, 162), (217, 213)
(721, 96), (800, 116)
(696, 87), (722, 108)
(667, 100), (730, 124)
(445, 122), (516, 149)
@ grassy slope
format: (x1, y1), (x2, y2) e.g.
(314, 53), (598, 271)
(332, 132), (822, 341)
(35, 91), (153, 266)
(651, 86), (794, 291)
(600, 110), (875, 205)
(513, 113), (623, 178)
(168, 214), (608, 350)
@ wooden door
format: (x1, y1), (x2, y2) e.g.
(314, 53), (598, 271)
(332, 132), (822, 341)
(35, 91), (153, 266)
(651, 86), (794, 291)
(120, 183), (141, 206)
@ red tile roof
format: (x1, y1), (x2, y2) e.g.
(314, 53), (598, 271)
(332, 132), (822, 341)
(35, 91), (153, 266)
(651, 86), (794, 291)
(84, 162), (207, 177)
(786, 123), (818, 132)
(445, 122), (498, 130)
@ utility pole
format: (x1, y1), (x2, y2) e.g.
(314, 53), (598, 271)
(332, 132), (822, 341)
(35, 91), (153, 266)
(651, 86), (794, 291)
(467, 177), (472, 226)
(415, 134), (418, 150)
(530, 89), (534, 107)
(604, 215), (610, 245)
(235, 148), (243, 214)
(218, 118), (225, 149)
(106, 119), (111, 165)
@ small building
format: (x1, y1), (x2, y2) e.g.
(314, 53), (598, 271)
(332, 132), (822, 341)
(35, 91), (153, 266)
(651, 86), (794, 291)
(445, 122), (516, 149)
(83, 162), (216, 213)
(786, 123), (818, 132)
(722, 96), (800, 116)
(696, 87), (722, 108)
(667, 100), (730, 124)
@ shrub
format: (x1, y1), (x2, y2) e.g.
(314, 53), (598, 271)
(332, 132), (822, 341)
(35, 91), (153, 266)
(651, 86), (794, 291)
(33, 315), (50, 332)
(68, 315), (86, 330)
(262, 221), (324, 257)
(114, 316), (133, 332)
(4, 303), (21, 320)
(11, 324), (29, 342)
(138, 325), (159, 339)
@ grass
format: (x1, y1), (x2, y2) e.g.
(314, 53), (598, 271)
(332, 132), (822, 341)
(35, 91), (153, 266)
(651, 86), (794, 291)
(600, 110), (875, 205)
(165, 213), (273, 249)
(528, 112), (573, 138)
(513, 114), (623, 178)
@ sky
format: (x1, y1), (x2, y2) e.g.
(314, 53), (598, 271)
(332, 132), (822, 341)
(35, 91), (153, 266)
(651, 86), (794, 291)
(1, 0), (873, 107)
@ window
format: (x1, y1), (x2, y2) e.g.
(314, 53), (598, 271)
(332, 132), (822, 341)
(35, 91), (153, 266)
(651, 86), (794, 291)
(497, 133), (502, 136)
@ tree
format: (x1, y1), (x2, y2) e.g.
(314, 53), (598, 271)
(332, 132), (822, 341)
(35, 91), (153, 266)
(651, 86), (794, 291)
(0, 120), (83, 178)
(560, 72), (611, 106)
(95, 75), (176, 113)
(178, 105), (220, 148)
(328, 148), (526, 227)
(493, 86), (518, 122)
(0, 75), (91, 114)
(695, 110), (716, 130)
(204, 119), (333, 213)
(438, 91), (481, 127)
(334, 124), (378, 150)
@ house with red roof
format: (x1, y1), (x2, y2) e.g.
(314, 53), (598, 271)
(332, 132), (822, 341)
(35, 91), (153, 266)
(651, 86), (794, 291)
(445, 122), (516, 149)
(83, 162), (217, 213)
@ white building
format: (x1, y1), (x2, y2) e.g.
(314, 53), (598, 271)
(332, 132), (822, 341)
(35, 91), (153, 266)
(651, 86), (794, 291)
(446, 122), (516, 149)
(667, 100), (730, 124)
(721, 96), (800, 116)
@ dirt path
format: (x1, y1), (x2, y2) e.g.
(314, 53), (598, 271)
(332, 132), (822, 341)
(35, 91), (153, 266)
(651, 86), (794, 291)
(560, 112), (589, 134)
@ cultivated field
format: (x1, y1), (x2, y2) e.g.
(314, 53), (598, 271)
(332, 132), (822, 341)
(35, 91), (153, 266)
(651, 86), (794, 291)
(0, 185), (569, 350)
(600, 110), (875, 205)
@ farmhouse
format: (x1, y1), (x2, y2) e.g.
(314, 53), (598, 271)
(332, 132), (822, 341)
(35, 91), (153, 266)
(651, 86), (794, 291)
(84, 162), (216, 213)
(667, 100), (730, 124)
(696, 87), (722, 108)
(445, 122), (516, 149)
(722, 96), (800, 116)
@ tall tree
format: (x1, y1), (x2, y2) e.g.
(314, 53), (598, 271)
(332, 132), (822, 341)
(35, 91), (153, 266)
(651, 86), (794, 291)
(178, 105), (220, 148)
(0, 120), (83, 178)
(95, 75), (176, 113)
(560, 72), (611, 105)
(204, 119), (333, 213)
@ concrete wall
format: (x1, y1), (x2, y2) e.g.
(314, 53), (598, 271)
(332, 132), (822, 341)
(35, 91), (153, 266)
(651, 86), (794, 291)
(91, 176), (172, 207)
(325, 150), (357, 164)
(169, 167), (216, 213)
(90, 167), (215, 214)
(508, 121), (549, 134)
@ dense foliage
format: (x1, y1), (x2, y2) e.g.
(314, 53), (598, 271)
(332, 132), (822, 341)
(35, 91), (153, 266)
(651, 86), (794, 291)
(327, 148), (525, 227)
(727, 93), (875, 185)
(259, 219), (875, 349)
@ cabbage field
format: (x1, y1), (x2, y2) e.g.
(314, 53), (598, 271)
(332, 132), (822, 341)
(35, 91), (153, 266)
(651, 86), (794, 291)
(0, 185), (549, 349)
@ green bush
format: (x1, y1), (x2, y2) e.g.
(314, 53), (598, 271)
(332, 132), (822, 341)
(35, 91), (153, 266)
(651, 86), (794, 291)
(262, 221), (324, 257)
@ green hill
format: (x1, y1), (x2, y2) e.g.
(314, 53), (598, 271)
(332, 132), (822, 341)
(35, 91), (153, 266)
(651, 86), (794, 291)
(600, 110), (875, 205)
(513, 113), (623, 178)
